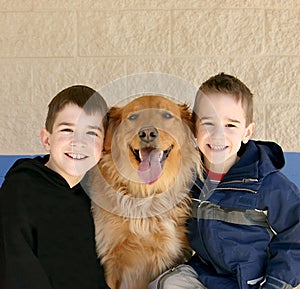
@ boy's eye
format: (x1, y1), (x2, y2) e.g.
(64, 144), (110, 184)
(61, 128), (73, 132)
(226, 123), (237, 128)
(87, 131), (99, 136)
(202, 122), (214, 126)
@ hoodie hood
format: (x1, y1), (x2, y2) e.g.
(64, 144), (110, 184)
(225, 140), (285, 181)
(255, 140), (285, 171)
(4, 155), (76, 189)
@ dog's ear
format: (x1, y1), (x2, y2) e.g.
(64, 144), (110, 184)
(103, 106), (122, 152)
(179, 103), (194, 132)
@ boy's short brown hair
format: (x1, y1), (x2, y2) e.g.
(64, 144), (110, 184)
(192, 73), (253, 126)
(45, 85), (108, 133)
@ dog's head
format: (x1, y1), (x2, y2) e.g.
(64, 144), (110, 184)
(101, 95), (197, 191)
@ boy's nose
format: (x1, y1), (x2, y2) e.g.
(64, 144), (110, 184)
(210, 124), (225, 138)
(71, 133), (87, 146)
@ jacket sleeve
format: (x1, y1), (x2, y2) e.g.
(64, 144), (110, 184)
(261, 173), (300, 289)
(0, 176), (53, 289)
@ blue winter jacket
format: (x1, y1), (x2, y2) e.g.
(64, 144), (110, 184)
(187, 140), (300, 289)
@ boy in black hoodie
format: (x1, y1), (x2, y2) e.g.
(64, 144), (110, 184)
(0, 85), (110, 289)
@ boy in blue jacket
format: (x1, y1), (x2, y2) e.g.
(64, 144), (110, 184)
(149, 73), (300, 289)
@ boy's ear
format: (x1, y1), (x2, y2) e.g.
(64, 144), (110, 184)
(242, 122), (255, 144)
(40, 128), (51, 151)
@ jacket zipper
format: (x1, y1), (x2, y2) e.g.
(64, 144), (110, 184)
(198, 178), (259, 197)
(220, 178), (259, 185)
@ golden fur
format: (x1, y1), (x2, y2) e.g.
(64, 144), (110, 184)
(87, 95), (201, 289)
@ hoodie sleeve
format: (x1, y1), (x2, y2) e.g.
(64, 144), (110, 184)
(0, 174), (53, 289)
(261, 173), (300, 289)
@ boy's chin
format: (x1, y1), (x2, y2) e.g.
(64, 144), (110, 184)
(205, 156), (227, 166)
(204, 156), (228, 169)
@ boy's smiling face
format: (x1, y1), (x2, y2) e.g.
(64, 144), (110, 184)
(195, 93), (254, 174)
(40, 103), (104, 187)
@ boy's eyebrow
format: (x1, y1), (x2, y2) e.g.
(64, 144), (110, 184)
(199, 117), (211, 120)
(57, 122), (101, 130)
(57, 122), (75, 127)
(199, 117), (241, 123)
(88, 125), (102, 131)
(227, 118), (241, 123)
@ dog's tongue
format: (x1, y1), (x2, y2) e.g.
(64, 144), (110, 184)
(138, 148), (162, 184)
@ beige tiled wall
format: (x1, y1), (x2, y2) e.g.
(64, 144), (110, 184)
(0, 0), (299, 154)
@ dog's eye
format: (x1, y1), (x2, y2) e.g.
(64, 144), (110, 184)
(128, 113), (138, 120)
(162, 112), (173, 119)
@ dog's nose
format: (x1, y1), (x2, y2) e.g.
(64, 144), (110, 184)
(138, 126), (158, 143)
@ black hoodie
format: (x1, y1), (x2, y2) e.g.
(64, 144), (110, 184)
(0, 155), (109, 289)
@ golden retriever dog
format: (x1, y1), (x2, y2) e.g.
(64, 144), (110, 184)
(86, 95), (201, 289)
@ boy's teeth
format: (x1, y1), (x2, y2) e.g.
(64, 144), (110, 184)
(68, 153), (86, 159)
(210, 145), (226, 151)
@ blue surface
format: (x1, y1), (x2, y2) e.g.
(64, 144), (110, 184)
(0, 155), (39, 186)
(0, 153), (299, 188)
(281, 152), (300, 188)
